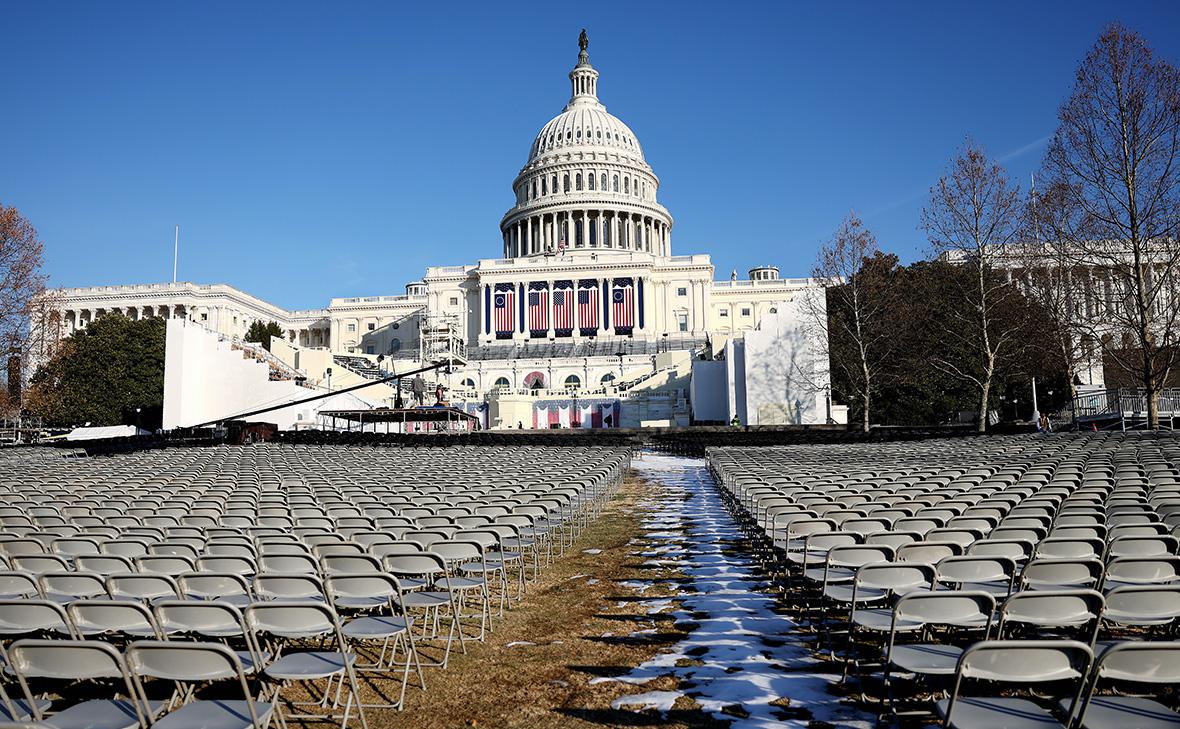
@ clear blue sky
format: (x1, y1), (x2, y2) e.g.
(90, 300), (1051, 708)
(3, 1), (1179, 310)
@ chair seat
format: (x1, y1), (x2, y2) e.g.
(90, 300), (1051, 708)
(343, 615), (410, 639)
(41, 698), (165, 729)
(0, 697), (51, 721)
(152, 700), (275, 729)
(458, 563), (502, 575)
(265, 650), (356, 680)
(804, 567), (854, 584)
(439, 576), (485, 590)
(957, 581), (1011, 597)
(1102, 609), (1180, 627)
(824, 585), (885, 604)
(1060, 696), (1180, 729)
(72, 622), (158, 638)
(332, 595), (390, 610)
(484, 551), (522, 563)
(400, 591), (450, 608)
(890, 643), (965, 675)
(936, 696), (1066, 728)
(851, 608), (919, 632)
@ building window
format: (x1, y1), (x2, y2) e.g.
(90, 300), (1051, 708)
(575, 173), (582, 190)
(367, 323), (375, 331)
(347, 324), (356, 332)
(389, 339), (401, 353)
(588, 174), (595, 191)
(624, 178), (629, 194)
(449, 297), (459, 306)
(601, 173), (607, 189)
(201, 313), (208, 321)
(365, 345), (374, 354)
(741, 308), (751, 316)
(542, 178), (547, 195)
(769, 307), (777, 314)
(677, 287), (687, 297)
(564, 375), (581, 389)
(494, 377), (511, 389)
(719, 309), (728, 317)
(677, 313), (688, 332)
(601, 373), (616, 384)
(461, 378), (476, 389)
(563, 174), (570, 193)
(612, 175), (619, 192)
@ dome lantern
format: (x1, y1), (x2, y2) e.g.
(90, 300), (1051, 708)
(568, 29), (599, 103)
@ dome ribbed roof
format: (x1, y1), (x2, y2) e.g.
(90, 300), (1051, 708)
(529, 104), (645, 163)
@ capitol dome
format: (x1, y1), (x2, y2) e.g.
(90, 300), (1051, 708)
(500, 31), (673, 259)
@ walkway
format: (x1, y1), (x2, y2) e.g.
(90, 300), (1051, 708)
(595, 454), (874, 728)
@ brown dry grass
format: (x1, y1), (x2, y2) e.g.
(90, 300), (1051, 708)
(348, 470), (729, 729)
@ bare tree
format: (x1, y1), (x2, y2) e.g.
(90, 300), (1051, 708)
(806, 212), (896, 432)
(921, 140), (1026, 431)
(0, 204), (50, 414)
(1020, 181), (1092, 400)
(1041, 24), (1180, 429)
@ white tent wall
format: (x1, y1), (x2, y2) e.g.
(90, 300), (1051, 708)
(163, 318), (361, 431)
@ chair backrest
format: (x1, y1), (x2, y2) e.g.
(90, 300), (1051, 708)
(177, 572), (251, 601)
(0, 599), (73, 637)
(126, 640), (265, 728)
(1019, 558), (1104, 589)
(1102, 556), (1180, 588)
(252, 573), (325, 601)
(944, 640), (1092, 728)
(935, 556), (1016, 586)
(1102, 585), (1180, 625)
(105, 573), (182, 602)
(998, 589), (1104, 637)
(245, 600), (340, 640)
(853, 562), (934, 595)
(892, 590), (995, 631)
(66, 599), (160, 638)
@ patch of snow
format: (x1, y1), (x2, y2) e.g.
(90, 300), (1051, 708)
(505, 641), (535, 648)
(582, 548), (603, 555)
(611, 690), (682, 712)
(593, 454), (874, 729)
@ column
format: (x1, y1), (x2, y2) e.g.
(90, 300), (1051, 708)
(581, 211), (589, 249)
(526, 217), (533, 254)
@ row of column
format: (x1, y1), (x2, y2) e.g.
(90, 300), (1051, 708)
(502, 210), (669, 258)
(62, 304), (186, 332)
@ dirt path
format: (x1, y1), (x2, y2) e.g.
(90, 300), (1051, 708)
(362, 460), (725, 729)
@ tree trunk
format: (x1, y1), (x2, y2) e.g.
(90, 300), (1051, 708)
(977, 380), (991, 433)
(861, 390), (871, 433)
(1144, 356), (1160, 430)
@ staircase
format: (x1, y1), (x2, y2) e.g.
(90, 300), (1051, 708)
(333, 355), (384, 381)
(1063, 387), (1180, 430)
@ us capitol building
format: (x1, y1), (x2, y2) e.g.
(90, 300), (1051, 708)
(46, 33), (831, 428)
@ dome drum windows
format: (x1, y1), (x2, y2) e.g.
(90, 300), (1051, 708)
(575, 173), (582, 191)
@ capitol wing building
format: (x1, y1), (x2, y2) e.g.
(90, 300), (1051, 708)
(47, 34), (838, 430)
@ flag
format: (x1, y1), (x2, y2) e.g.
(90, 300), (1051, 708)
(528, 285), (548, 334)
(578, 284), (599, 331)
(494, 285), (515, 337)
(612, 281), (634, 329)
(553, 283), (574, 332)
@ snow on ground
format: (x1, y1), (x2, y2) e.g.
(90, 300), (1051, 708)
(597, 453), (874, 729)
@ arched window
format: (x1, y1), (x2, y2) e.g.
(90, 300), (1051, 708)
(551, 175), (558, 192)
(575, 173), (582, 191)
(531, 180), (536, 199)
(494, 377), (511, 389)
(576, 128), (582, 139)
(588, 173), (595, 191)
(564, 375), (581, 389)
(563, 174), (570, 193)
(624, 178), (629, 194)
(541, 178), (547, 195)
(461, 378), (476, 389)
(641, 181), (646, 197)
(600, 373), (616, 385)
(389, 339), (401, 354)
(601, 173), (607, 189)
(612, 175), (619, 192)
(596, 130), (602, 139)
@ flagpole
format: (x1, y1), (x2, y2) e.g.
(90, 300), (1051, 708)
(173, 225), (179, 283)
